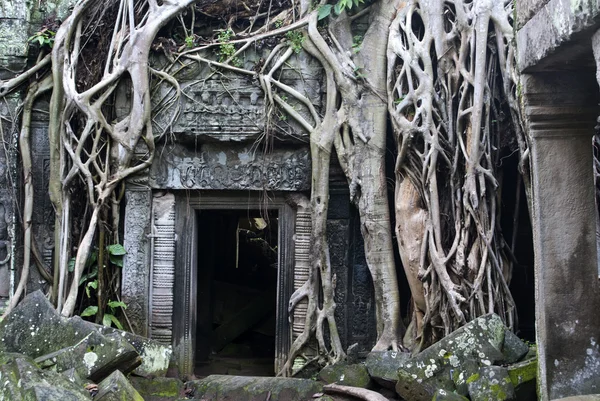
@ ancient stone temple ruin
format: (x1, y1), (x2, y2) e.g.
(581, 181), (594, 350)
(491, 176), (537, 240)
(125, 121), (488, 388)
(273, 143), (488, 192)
(2, 0), (600, 400)
(115, 53), (383, 377)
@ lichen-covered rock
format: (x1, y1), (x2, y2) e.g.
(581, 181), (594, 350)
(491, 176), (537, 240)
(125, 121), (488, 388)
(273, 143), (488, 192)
(395, 314), (510, 401)
(502, 330), (530, 364)
(0, 352), (91, 401)
(95, 369), (144, 401)
(396, 364), (455, 401)
(318, 363), (372, 388)
(467, 366), (516, 401)
(35, 330), (140, 382)
(365, 350), (411, 388)
(130, 377), (184, 401)
(186, 375), (323, 401)
(432, 389), (470, 401)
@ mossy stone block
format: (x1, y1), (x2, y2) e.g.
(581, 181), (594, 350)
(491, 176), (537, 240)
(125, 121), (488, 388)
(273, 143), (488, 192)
(467, 366), (516, 401)
(432, 389), (470, 401)
(318, 363), (372, 388)
(130, 376), (184, 400)
(95, 369), (144, 401)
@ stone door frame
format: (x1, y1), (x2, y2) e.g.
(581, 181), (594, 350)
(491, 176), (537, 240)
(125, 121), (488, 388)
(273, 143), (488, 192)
(171, 192), (296, 376)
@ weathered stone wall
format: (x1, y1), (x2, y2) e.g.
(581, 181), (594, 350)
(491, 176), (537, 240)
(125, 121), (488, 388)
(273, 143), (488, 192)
(516, 0), (600, 71)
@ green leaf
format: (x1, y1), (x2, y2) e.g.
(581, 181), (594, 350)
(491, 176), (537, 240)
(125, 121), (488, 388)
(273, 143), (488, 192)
(85, 251), (98, 269)
(102, 313), (113, 328)
(68, 257), (75, 273)
(78, 267), (98, 286)
(109, 254), (123, 267)
(334, 1), (343, 15)
(81, 306), (98, 317)
(107, 244), (126, 256)
(107, 300), (127, 310)
(85, 279), (97, 298)
(317, 4), (332, 20)
(103, 314), (123, 330)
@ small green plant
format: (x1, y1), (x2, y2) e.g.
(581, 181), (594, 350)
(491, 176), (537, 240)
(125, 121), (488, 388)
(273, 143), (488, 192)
(352, 35), (363, 54)
(353, 66), (366, 79)
(318, 0), (365, 20)
(274, 20), (284, 28)
(28, 28), (55, 48)
(185, 35), (195, 48)
(217, 28), (242, 67)
(81, 300), (127, 329)
(286, 30), (305, 53)
(394, 95), (406, 105)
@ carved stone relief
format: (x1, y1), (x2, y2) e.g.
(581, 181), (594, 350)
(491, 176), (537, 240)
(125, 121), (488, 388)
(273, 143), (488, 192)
(151, 51), (322, 143)
(292, 197), (311, 343)
(122, 188), (152, 336)
(150, 143), (310, 191)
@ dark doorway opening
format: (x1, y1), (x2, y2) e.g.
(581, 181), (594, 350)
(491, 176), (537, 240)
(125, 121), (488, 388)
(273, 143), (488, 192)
(195, 209), (278, 377)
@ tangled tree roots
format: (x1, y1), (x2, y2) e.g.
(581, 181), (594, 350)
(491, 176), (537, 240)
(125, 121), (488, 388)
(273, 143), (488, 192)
(388, 0), (530, 347)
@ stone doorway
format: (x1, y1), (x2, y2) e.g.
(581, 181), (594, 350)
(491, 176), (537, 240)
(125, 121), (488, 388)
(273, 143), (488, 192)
(171, 193), (296, 376)
(194, 209), (279, 377)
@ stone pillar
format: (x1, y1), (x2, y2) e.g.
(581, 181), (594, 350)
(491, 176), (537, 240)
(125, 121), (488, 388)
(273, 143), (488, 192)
(122, 185), (152, 336)
(523, 71), (600, 400)
(0, 1), (30, 302)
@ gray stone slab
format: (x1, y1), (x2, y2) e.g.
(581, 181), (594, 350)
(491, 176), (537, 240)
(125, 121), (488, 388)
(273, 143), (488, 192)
(517, 0), (600, 71)
(186, 375), (323, 401)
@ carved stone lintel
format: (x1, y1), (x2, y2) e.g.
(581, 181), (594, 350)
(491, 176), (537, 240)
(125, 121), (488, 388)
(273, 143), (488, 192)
(150, 144), (310, 191)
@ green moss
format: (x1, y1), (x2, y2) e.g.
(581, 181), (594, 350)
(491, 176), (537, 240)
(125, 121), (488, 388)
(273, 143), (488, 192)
(489, 383), (508, 400)
(466, 373), (480, 384)
(508, 358), (537, 386)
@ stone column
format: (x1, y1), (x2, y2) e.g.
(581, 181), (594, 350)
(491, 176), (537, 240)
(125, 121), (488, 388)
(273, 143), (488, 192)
(523, 71), (600, 400)
(122, 185), (152, 336)
(0, 1), (30, 303)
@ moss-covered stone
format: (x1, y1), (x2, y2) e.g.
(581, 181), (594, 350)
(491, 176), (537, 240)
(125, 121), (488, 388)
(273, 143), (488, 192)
(365, 350), (411, 388)
(0, 352), (91, 400)
(318, 363), (372, 388)
(130, 377), (184, 401)
(186, 375), (323, 401)
(508, 357), (537, 401)
(432, 389), (470, 401)
(0, 291), (169, 379)
(396, 364), (455, 401)
(467, 366), (516, 401)
(95, 370), (144, 401)
(35, 330), (140, 382)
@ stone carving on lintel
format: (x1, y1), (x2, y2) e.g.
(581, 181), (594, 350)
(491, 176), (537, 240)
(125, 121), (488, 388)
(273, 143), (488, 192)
(149, 143), (310, 191)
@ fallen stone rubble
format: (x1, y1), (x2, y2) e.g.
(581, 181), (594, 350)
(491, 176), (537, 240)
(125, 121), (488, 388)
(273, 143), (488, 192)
(0, 291), (538, 400)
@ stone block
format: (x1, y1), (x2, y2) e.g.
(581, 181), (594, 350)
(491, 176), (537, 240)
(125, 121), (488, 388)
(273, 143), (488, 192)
(432, 389), (470, 401)
(394, 314), (513, 401)
(318, 363), (372, 388)
(508, 357), (537, 400)
(186, 375), (323, 401)
(467, 366), (516, 401)
(0, 291), (170, 378)
(130, 376), (184, 401)
(365, 350), (411, 389)
(35, 330), (141, 382)
(95, 369), (144, 401)
(0, 352), (91, 401)
(502, 330), (530, 364)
